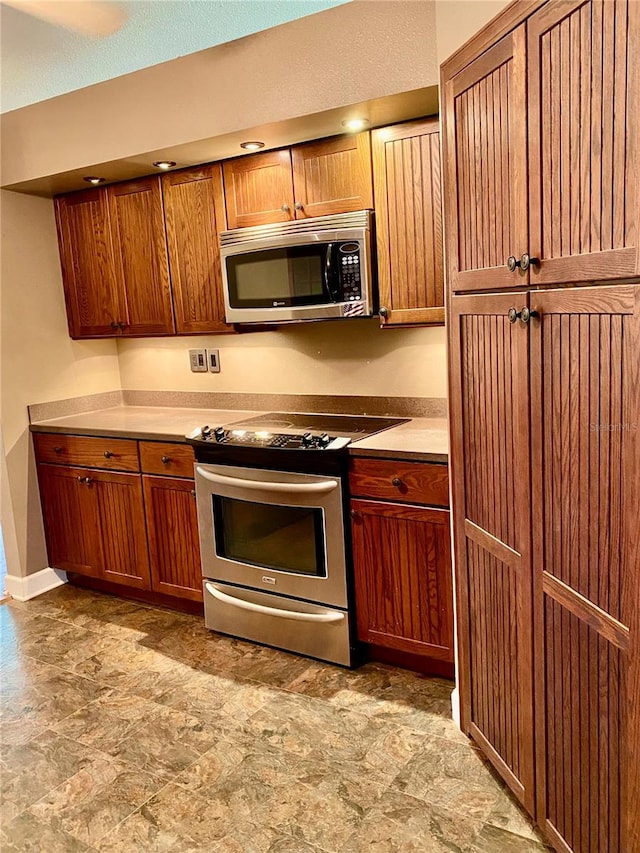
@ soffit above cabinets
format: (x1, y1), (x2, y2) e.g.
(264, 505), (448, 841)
(4, 86), (439, 198)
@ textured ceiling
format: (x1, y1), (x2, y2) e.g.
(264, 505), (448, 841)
(0, 0), (349, 113)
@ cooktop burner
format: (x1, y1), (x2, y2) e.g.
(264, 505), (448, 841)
(186, 411), (409, 452)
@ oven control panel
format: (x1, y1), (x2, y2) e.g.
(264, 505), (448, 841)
(187, 426), (350, 451)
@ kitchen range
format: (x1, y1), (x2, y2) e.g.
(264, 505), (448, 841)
(187, 411), (407, 666)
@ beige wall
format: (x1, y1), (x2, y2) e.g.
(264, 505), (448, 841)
(0, 190), (121, 578)
(117, 322), (447, 399)
(435, 0), (511, 65)
(1, 1), (438, 187)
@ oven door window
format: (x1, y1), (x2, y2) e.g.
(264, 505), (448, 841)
(212, 496), (327, 577)
(226, 245), (334, 308)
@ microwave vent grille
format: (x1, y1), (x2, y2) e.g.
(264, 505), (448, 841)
(219, 209), (372, 247)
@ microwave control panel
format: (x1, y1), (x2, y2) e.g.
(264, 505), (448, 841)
(337, 242), (362, 301)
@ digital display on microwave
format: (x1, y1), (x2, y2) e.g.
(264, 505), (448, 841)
(226, 245), (328, 308)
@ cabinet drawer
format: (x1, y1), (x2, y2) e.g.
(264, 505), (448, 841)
(349, 458), (449, 506)
(139, 441), (195, 478)
(34, 433), (140, 472)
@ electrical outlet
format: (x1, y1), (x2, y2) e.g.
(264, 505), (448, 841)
(208, 349), (220, 373)
(189, 349), (207, 372)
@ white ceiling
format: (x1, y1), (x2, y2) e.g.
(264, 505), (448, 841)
(0, 0), (350, 113)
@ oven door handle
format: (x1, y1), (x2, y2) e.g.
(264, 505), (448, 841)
(196, 466), (338, 495)
(205, 583), (345, 623)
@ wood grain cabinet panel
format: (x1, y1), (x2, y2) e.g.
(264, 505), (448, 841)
(372, 119), (444, 326)
(162, 166), (234, 334)
(443, 27), (530, 292)
(143, 475), (202, 602)
(108, 176), (174, 335)
(351, 499), (453, 661)
(54, 189), (122, 337)
(527, 0), (640, 285)
(37, 464), (104, 577)
(36, 464), (150, 589)
(33, 433), (140, 472)
(139, 441), (195, 478)
(291, 133), (373, 219)
(448, 292), (535, 814)
(349, 458), (449, 507)
(529, 284), (640, 853)
(223, 150), (294, 229)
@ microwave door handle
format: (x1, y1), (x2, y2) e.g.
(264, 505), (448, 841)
(196, 466), (338, 494)
(323, 243), (339, 302)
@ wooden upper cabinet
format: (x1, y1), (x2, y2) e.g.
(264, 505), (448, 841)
(372, 119), (444, 325)
(108, 176), (174, 335)
(527, 0), (640, 284)
(222, 149), (294, 229)
(162, 166), (233, 334)
(443, 26), (530, 292)
(291, 133), (373, 219)
(54, 189), (122, 338)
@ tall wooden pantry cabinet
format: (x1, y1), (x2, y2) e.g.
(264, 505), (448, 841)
(441, 1), (640, 851)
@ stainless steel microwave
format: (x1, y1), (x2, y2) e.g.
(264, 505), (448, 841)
(219, 210), (374, 324)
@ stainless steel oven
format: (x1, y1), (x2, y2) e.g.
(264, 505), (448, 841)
(187, 412), (408, 666)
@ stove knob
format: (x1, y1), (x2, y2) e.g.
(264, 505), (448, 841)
(201, 425), (212, 439)
(318, 433), (331, 448)
(301, 432), (313, 447)
(213, 427), (226, 442)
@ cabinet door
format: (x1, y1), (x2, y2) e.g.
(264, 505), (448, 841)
(223, 150), (294, 229)
(90, 469), (151, 589)
(143, 476), (202, 602)
(108, 177), (174, 335)
(448, 292), (534, 813)
(291, 133), (373, 219)
(54, 190), (122, 338)
(162, 166), (234, 335)
(351, 500), (453, 661)
(527, 0), (640, 285)
(442, 27), (529, 292)
(530, 285), (640, 853)
(372, 119), (444, 326)
(37, 464), (103, 577)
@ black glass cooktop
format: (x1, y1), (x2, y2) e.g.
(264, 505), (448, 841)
(224, 411), (409, 439)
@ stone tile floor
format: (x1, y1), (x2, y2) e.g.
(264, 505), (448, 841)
(0, 585), (548, 852)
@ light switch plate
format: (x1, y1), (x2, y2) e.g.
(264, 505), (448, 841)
(189, 349), (207, 372)
(208, 349), (220, 373)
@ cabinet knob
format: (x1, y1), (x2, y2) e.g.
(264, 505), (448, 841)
(392, 477), (403, 488)
(350, 509), (360, 520)
(281, 204), (290, 213)
(294, 201), (304, 211)
(84, 477), (93, 486)
(118, 322), (126, 331)
(507, 255), (519, 272)
(508, 307), (520, 324)
(379, 306), (389, 318)
(110, 321), (119, 330)
(190, 489), (197, 498)
(77, 476), (85, 483)
(519, 253), (539, 272)
(103, 451), (113, 459)
(161, 456), (171, 464)
(53, 446), (63, 454)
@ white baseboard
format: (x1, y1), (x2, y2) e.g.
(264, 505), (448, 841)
(451, 686), (461, 728)
(5, 567), (68, 601)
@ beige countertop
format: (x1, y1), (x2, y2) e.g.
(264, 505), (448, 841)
(30, 405), (448, 462)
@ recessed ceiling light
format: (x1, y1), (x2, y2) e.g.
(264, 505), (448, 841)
(83, 176), (105, 184)
(240, 141), (265, 151)
(153, 160), (176, 170)
(341, 118), (369, 132)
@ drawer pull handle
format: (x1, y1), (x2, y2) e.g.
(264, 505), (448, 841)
(53, 446), (63, 453)
(392, 477), (403, 488)
(103, 451), (113, 459)
(161, 456), (171, 464)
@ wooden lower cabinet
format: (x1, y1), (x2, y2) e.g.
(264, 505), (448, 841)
(351, 499), (454, 662)
(37, 464), (150, 589)
(142, 475), (202, 602)
(449, 284), (640, 850)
